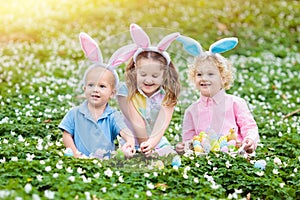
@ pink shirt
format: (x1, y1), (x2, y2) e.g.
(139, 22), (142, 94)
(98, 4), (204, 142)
(182, 89), (259, 146)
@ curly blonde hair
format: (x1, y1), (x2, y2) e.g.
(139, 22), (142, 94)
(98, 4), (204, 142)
(125, 51), (180, 107)
(189, 53), (235, 90)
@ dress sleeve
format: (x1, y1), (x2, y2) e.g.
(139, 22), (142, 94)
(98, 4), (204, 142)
(234, 98), (260, 146)
(58, 108), (75, 136)
(116, 82), (128, 97)
(182, 106), (197, 142)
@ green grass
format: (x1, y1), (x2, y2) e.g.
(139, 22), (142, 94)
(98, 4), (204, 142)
(0, 0), (299, 199)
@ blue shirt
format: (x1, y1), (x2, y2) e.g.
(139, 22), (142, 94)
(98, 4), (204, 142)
(58, 100), (126, 156)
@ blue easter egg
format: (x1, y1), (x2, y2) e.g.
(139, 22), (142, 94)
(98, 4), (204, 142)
(193, 140), (201, 146)
(172, 155), (181, 167)
(254, 160), (267, 170)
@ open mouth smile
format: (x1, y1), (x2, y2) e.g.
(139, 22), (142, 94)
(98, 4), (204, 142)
(200, 83), (211, 87)
(144, 83), (155, 86)
(91, 94), (100, 98)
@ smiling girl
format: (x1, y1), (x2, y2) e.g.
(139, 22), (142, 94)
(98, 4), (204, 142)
(117, 24), (180, 156)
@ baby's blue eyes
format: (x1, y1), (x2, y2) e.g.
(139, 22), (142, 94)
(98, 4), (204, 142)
(87, 84), (106, 88)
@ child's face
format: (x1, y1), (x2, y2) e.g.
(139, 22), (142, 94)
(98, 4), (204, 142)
(136, 58), (164, 97)
(194, 60), (224, 97)
(84, 67), (115, 108)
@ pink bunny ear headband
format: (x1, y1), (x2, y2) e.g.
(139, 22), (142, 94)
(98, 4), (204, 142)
(79, 32), (137, 86)
(129, 23), (180, 65)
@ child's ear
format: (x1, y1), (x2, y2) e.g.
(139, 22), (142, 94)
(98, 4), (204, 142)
(110, 88), (116, 98)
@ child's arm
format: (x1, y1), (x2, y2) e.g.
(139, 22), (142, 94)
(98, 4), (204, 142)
(119, 128), (136, 157)
(119, 128), (135, 148)
(140, 105), (174, 155)
(117, 96), (149, 144)
(62, 131), (82, 158)
(235, 98), (260, 153)
(176, 107), (195, 154)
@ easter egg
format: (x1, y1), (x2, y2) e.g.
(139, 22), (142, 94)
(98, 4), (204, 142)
(221, 146), (228, 153)
(218, 136), (227, 142)
(201, 138), (211, 153)
(254, 160), (267, 170)
(193, 140), (201, 146)
(64, 148), (73, 156)
(193, 135), (201, 141)
(211, 142), (220, 152)
(194, 145), (204, 153)
(227, 140), (236, 147)
(199, 131), (206, 136)
(172, 155), (182, 167)
(199, 132), (208, 140)
(219, 140), (228, 148)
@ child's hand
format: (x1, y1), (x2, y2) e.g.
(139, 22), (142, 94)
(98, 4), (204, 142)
(242, 138), (255, 153)
(140, 141), (155, 156)
(122, 143), (136, 158)
(175, 142), (185, 154)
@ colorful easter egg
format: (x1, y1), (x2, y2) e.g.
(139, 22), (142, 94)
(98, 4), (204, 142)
(64, 148), (73, 156)
(172, 155), (182, 167)
(194, 145), (204, 153)
(254, 160), (267, 170)
(193, 140), (201, 146)
(220, 146), (228, 153)
(193, 135), (202, 141)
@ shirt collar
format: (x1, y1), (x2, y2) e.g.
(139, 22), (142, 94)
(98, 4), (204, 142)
(199, 89), (225, 106)
(137, 87), (165, 99)
(212, 89), (225, 104)
(78, 100), (114, 120)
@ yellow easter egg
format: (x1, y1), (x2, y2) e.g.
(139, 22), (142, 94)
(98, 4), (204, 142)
(211, 143), (220, 152)
(199, 132), (208, 140)
(218, 136), (227, 143)
(193, 135), (201, 141)
(194, 145), (204, 153)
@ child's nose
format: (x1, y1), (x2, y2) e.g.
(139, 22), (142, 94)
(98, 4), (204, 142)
(201, 74), (208, 80)
(144, 76), (153, 83)
(93, 86), (100, 92)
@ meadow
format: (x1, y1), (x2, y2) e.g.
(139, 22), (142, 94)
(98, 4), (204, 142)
(0, 0), (299, 199)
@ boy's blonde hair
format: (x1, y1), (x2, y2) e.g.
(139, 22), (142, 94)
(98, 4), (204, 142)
(125, 51), (180, 107)
(83, 64), (117, 89)
(189, 53), (235, 90)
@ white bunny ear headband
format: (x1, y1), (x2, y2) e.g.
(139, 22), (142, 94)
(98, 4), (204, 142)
(176, 35), (238, 57)
(130, 23), (180, 65)
(79, 32), (137, 86)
